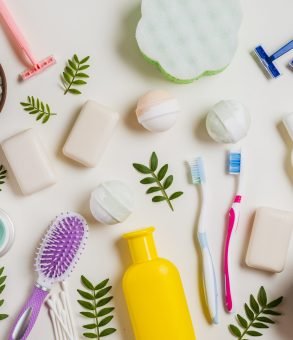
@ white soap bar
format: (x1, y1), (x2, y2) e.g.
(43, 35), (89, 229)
(63, 100), (119, 167)
(246, 207), (293, 273)
(1, 129), (56, 195)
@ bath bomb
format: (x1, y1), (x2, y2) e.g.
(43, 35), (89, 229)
(90, 181), (134, 225)
(136, 90), (180, 132)
(206, 100), (250, 143)
(136, 0), (242, 83)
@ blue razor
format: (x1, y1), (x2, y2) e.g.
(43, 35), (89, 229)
(254, 40), (293, 78)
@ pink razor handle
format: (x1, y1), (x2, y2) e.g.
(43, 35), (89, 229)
(224, 195), (242, 313)
(8, 285), (49, 340)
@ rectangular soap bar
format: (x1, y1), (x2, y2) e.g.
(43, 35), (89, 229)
(246, 207), (293, 273)
(63, 100), (119, 167)
(1, 129), (56, 195)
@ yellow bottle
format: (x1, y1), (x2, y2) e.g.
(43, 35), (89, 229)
(122, 227), (196, 340)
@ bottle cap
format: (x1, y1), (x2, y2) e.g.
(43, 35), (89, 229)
(283, 114), (293, 141)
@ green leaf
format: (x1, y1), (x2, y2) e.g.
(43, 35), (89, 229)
(77, 289), (94, 300)
(250, 294), (260, 313)
(0, 314), (8, 321)
(99, 328), (116, 337)
(0, 285), (5, 295)
(152, 196), (167, 202)
(0, 268), (3, 279)
(63, 72), (72, 84)
(267, 297), (283, 308)
(76, 73), (89, 78)
(150, 152), (158, 171)
(80, 312), (96, 318)
(0, 300), (4, 307)
(169, 191), (183, 200)
(140, 177), (156, 185)
(81, 276), (95, 290)
(36, 113), (45, 121)
(68, 88), (82, 95)
(157, 164), (168, 180)
(72, 79), (87, 85)
(20, 102), (30, 107)
(78, 300), (94, 310)
(257, 316), (275, 324)
(97, 297), (113, 307)
(0, 277), (6, 286)
(163, 175), (173, 189)
(246, 330), (262, 336)
(245, 303), (254, 321)
(146, 187), (161, 194)
(252, 322), (269, 329)
(20, 96), (56, 124)
(133, 163), (152, 174)
(83, 324), (97, 329)
(80, 56), (90, 64)
(229, 324), (241, 337)
(74, 54), (79, 63)
(69, 60), (77, 70)
(83, 333), (97, 338)
(97, 307), (114, 317)
(79, 65), (90, 70)
(42, 115), (50, 124)
(95, 279), (109, 290)
(95, 286), (112, 299)
(263, 310), (282, 316)
(237, 314), (248, 328)
(98, 316), (113, 327)
(257, 286), (267, 307)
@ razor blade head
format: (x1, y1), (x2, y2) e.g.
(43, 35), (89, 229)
(20, 55), (56, 80)
(254, 45), (281, 79)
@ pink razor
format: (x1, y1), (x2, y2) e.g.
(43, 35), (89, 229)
(8, 212), (88, 340)
(0, 0), (56, 80)
(224, 151), (243, 313)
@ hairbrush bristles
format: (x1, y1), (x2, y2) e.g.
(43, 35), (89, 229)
(35, 212), (88, 288)
(188, 157), (206, 185)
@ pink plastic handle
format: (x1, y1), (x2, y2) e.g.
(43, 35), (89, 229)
(224, 196), (241, 312)
(8, 285), (49, 340)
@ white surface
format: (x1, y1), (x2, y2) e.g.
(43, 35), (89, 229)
(0, 0), (293, 339)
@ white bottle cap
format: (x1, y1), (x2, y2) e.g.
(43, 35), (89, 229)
(282, 114), (293, 141)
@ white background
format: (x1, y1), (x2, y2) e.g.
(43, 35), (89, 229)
(0, 0), (293, 339)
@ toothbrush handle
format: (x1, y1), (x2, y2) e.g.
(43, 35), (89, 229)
(198, 232), (218, 324)
(224, 197), (241, 313)
(0, 0), (36, 64)
(8, 285), (49, 340)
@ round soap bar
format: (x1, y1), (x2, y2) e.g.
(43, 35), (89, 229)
(0, 209), (14, 257)
(136, 90), (180, 132)
(90, 181), (134, 225)
(206, 100), (250, 143)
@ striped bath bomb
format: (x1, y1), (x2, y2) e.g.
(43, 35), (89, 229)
(136, 90), (180, 132)
(136, 0), (242, 83)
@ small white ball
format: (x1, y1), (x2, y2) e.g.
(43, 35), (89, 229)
(206, 100), (250, 143)
(136, 90), (180, 132)
(90, 181), (134, 225)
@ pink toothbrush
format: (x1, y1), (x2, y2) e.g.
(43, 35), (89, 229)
(0, 0), (56, 80)
(8, 212), (88, 340)
(224, 151), (243, 313)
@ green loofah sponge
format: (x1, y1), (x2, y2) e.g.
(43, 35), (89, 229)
(136, 0), (242, 83)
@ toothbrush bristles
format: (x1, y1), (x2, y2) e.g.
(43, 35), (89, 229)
(228, 152), (241, 175)
(188, 157), (206, 184)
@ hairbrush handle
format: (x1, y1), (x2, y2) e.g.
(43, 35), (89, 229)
(8, 285), (49, 340)
(224, 197), (241, 313)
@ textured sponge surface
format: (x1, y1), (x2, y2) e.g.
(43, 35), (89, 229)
(136, 0), (242, 82)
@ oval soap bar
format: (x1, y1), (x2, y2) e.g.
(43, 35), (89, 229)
(206, 100), (250, 143)
(136, 90), (180, 132)
(90, 181), (134, 225)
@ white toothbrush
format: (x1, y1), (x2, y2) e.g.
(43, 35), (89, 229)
(188, 157), (219, 324)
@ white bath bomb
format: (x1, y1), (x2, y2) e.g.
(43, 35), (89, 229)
(90, 181), (134, 225)
(136, 90), (180, 132)
(206, 100), (250, 143)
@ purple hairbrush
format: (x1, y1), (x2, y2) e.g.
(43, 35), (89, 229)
(8, 212), (88, 340)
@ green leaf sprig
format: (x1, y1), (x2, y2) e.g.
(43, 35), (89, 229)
(78, 275), (116, 339)
(0, 165), (7, 191)
(62, 54), (90, 95)
(133, 152), (183, 211)
(0, 267), (8, 321)
(229, 286), (283, 339)
(20, 96), (56, 124)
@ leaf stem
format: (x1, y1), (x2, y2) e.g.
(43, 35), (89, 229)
(239, 306), (265, 340)
(64, 61), (80, 95)
(92, 288), (100, 340)
(151, 172), (174, 211)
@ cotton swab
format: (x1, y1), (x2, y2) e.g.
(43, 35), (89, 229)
(47, 297), (72, 339)
(61, 281), (78, 339)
